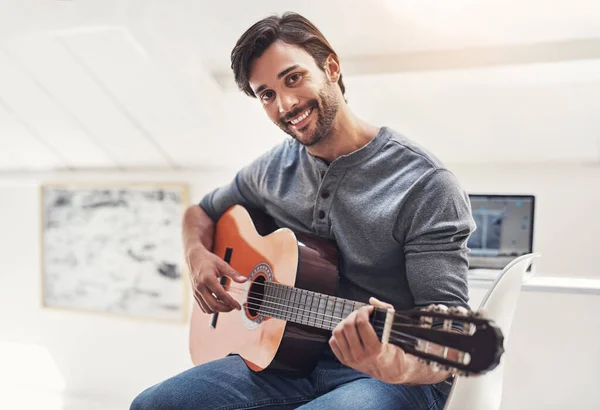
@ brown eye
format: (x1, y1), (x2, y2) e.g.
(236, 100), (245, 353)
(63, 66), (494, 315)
(288, 73), (301, 85)
(261, 91), (274, 102)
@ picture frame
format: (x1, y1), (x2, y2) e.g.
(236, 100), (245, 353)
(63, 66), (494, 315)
(40, 182), (190, 323)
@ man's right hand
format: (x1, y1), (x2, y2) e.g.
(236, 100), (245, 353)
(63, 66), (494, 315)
(186, 244), (247, 314)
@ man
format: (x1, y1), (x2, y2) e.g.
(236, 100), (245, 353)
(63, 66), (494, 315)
(131, 11), (475, 410)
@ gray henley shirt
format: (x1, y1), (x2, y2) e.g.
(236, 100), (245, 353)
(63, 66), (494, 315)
(199, 126), (475, 311)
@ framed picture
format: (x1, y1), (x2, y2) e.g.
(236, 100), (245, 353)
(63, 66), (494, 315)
(40, 182), (189, 322)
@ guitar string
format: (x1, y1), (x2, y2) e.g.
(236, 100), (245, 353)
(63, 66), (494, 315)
(197, 280), (474, 360)
(215, 296), (466, 363)
(215, 285), (472, 340)
(215, 289), (467, 354)
(240, 298), (431, 345)
(197, 284), (469, 365)
(232, 280), (474, 323)
(232, 290), (384, 328)
(224, 287), (396, 328)
(222, 283), (467, 327)
(221, 280), (419, 321)
(194, 284), (469, 368)
(227, 299), (424, 350)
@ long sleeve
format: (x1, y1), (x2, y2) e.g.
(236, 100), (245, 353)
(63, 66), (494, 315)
(198, 146), (279, 222)
(394, 168), (476, 309)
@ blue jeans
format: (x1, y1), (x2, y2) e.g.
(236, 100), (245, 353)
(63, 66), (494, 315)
(131, 348), (447, 410)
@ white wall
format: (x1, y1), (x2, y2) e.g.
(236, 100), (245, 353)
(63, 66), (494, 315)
(0, 170), (234, 409)
(0, 164), (598, 409)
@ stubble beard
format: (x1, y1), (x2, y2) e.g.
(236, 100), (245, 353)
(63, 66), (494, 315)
(277, 84), (339, 147)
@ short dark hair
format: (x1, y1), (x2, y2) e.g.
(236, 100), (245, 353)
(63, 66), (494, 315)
(231, 12), (345, 98)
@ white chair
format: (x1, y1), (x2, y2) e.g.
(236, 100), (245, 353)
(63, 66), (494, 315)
(444, 253), (540, 410)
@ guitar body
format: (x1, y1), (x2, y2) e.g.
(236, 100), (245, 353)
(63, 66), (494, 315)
(189, 205), (339, 375)
(189, 206), (505, 377)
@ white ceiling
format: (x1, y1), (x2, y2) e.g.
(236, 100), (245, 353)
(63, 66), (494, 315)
(0, 0), (599, 171)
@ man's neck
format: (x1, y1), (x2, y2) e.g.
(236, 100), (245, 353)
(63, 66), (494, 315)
(306, 105), (380, 163)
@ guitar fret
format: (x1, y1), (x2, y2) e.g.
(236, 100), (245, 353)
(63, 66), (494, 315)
(285, 286), (292, 322)
(329, 296), (337, 331)
(276, 284), (284, 321)
(289, 287), (296, 322)
(273, 286), (281, 318)
(263, 284), (272, 318)
(333, 296), (343, 328)
(300, 289), (308, 325)
(321, 294), (329, 330)
(325, 295), (335, 330)
(265, 284), (274, 319)
(342, 299), (352, 319)
(294, 289), (304, 323)
(287, 286), (293, 321)
(309, 292), (317, 327)
(323, 294), (331, 329)
(260, 284), (270, 317)
(312, 293), (319, 328)
(292, 288), (302, 323)
(291, 288), (300, 323)
(316, 293), (323, 327)
(284, 286), (292, 321)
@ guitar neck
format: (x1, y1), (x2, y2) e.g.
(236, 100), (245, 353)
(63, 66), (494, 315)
(257, 282), (383, 333)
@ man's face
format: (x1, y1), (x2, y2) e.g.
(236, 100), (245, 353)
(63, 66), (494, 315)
(248, 40), (340, 147)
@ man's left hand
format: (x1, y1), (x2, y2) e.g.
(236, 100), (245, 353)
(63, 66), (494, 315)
(329, 297), (409, 384)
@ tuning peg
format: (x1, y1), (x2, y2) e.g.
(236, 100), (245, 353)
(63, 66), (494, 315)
(447, 306), (459, 315)
(418, 358), (429, 365)
(463, 322), (476, 335)
(443, 319), (453, 331)
(419, 316), (433, 328)
(425, 304), (449, 313)
(429, 362), (441, 372)
(448, 306), (470, 316)
(447, 367), (459, 374)
(476, 308), (488, 318)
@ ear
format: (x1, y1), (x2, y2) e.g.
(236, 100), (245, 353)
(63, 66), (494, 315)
(324, 54), (341, 83)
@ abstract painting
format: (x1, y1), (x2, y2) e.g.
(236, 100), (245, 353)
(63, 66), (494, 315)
(41, 183), (189, 322)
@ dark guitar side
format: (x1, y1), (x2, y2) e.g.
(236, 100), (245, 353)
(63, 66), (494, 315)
(247, 208), (340, 376)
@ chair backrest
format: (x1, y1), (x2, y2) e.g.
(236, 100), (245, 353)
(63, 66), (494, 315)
(444, 253), (540, 410)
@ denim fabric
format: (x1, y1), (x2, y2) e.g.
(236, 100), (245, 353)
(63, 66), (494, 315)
(131, 348), (447, 410)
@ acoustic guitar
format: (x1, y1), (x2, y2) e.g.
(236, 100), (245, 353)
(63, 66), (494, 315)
(189, 205), (504, 377)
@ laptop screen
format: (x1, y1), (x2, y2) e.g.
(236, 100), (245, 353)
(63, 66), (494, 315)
(467, 195), (535, 268)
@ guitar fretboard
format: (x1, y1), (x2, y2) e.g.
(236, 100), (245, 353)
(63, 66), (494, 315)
(257, 282), (368, 331)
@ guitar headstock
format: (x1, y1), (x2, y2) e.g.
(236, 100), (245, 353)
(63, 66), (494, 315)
(372, 304), (504, 376)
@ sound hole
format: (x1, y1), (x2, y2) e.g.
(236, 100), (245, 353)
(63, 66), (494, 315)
(247, 274), (266, 318)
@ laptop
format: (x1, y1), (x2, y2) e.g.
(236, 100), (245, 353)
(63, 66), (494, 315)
(467, 194), (535, 270)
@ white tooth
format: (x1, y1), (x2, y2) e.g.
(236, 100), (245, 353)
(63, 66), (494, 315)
(291, 109), (311, 125)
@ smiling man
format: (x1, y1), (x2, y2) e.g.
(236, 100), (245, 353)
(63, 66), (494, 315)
(131, 11), (475, 410)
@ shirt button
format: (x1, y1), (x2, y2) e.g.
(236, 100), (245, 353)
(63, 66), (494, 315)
(318, 210), (325, 219)
(321, 191), (330, 199)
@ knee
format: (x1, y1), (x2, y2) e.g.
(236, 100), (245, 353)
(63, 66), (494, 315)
(129, 391), (148, 410)
(130, 383), (179, 410)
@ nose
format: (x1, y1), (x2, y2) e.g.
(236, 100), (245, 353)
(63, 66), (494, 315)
(277, 90), (299, 116)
